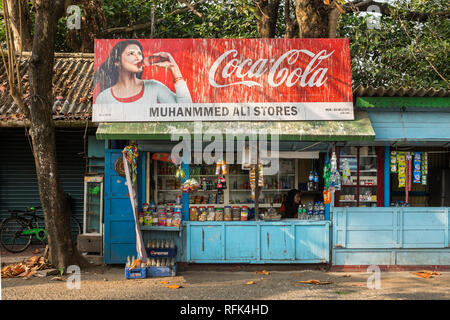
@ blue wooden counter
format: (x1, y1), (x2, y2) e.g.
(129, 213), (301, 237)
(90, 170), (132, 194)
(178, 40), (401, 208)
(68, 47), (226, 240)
(332, 207), (450, 266)
(184, 220), (330, 264)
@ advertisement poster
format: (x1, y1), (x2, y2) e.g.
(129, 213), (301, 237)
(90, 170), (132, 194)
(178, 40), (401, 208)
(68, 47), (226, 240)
(92, 38), (353, 122)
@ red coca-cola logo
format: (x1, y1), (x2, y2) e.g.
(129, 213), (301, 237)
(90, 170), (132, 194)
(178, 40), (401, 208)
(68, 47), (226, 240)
(209, 49), (333, 89)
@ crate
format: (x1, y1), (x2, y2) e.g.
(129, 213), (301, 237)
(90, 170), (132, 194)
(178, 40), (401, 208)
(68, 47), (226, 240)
(145, 247), (177, 258)
(124, 267), (147, 279)
(146, 265), (177, 277)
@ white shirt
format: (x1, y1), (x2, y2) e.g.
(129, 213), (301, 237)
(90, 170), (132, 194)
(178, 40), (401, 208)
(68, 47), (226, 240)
(95, 79), (192, 106)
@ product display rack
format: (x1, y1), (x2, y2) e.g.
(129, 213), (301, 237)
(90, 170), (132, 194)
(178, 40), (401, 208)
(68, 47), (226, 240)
(154, 160), (182, 205)
(335, 146), (380, 208)
(152, 157), (299, 217)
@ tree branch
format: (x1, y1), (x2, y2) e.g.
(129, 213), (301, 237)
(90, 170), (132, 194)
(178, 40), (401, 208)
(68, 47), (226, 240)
(178, 0), (203, 18)
(345, 0), (450, 22)
(100, 1), (206, 36)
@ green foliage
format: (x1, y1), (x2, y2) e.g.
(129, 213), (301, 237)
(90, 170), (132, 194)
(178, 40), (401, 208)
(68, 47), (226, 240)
(101, 0), (258, 38)
(337, 0), (449, 89)
(0, 0), (447, 89)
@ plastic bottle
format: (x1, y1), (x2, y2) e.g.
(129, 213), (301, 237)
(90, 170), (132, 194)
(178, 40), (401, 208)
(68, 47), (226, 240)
(297, 205), (302, 219)
(126, 256), (131, 268)
(319, 202), (325, 220)
(335, 171), (341, 191)
(307, 202), (313, 219)
(314, 172), (319, 191)
(308, 171), (314, 191)
(315, 203), (319, 220)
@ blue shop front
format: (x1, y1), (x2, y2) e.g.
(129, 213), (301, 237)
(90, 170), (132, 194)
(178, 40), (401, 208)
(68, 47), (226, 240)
(95, 94), (450, 268)
(332, 94), (450, 268)
(96, 112), (376, 265)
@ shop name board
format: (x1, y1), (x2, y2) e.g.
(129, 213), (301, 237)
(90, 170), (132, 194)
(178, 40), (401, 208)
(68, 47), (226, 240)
(93, 39), (353, 122)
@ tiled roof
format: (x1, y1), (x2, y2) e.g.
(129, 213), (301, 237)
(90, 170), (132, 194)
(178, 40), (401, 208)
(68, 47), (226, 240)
(1, 53), (449, 125)
(0, 52), (94, 124)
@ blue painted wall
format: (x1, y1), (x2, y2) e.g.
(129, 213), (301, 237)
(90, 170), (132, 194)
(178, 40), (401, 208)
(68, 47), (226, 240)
(332, 207), (450, 265)
(368, 111), (450, 142)
(185, 220), (330, 264)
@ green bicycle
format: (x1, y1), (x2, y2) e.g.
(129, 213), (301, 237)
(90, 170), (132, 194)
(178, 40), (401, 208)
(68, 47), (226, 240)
(0, 205), (82, 253)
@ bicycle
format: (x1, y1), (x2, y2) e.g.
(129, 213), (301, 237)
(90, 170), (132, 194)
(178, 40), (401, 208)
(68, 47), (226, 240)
(0, 205), (82, 253)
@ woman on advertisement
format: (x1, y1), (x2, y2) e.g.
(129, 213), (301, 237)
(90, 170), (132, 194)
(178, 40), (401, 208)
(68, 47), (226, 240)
(94, 39), (192, 106)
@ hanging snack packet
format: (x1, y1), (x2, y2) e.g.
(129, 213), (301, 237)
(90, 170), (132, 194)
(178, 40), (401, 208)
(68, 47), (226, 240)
(390, 151), (397, 173)
(422, 175), (427, 185)
(221, 159), (228, 175)
(413, 152), (421, 184)
(397, 152), (406, 188)
(176, 165), (186, 180)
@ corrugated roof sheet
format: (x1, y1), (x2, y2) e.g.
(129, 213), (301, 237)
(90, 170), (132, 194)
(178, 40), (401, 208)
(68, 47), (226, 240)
(353, 85), (450, 98)
(0, 53), (94, 123)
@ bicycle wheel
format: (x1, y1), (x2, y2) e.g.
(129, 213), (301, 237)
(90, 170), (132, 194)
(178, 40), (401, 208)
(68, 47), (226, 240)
(0, 218), (33, 253)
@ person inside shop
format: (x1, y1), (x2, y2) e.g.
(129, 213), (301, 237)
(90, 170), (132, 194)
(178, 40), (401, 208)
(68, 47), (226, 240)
(280, 189), (302, 219)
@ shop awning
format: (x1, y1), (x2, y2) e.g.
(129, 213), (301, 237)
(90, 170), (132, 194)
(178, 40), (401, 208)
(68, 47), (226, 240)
(368, 110), (450, 143)
(357, 97), (450, 109)
(96, 110), (375, 142)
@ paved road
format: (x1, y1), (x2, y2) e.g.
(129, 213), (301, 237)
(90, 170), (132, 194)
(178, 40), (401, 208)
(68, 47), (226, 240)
(2, 265), (449, 300)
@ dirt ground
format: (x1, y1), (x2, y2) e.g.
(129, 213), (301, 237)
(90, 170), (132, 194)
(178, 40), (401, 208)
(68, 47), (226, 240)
(2, 264), (449, 300)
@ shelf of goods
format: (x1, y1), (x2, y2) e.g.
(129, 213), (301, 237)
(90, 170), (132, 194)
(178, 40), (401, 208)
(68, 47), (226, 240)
(337, 146), (379, 207)
(152, 159), (299, 220)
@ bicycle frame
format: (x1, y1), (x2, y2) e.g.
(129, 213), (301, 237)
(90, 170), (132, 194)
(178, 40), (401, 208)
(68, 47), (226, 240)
(13, 212), (47, 242)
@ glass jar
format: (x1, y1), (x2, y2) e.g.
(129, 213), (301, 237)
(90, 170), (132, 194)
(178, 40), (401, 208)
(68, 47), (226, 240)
(241, 206), (248, 221)
(158, 211), (167, 226)
(224, 206), (232, 221)
(152, 211), (159, 226)
(207, 206), (216, 221)
(189, 206), (198, 221)
(232, 206), (241, 221)
(215, 208), (224, 221)
(198, 206), (207, 222)
(172, 213), (181, 228)
(166, 211), (173, 227)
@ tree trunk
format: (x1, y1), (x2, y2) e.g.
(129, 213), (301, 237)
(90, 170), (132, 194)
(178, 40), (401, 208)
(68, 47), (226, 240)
(284, 0), (298, 38)
(66, 0), (106, 52)
(28, 0), (88, 269)
(5, 0), (33, 51)
(295, 0), (338, 38)
(256, 0), (280, 38)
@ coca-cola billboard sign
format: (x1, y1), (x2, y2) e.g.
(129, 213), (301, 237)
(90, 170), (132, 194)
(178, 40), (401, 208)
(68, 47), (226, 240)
(93, 39), (353, 122)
